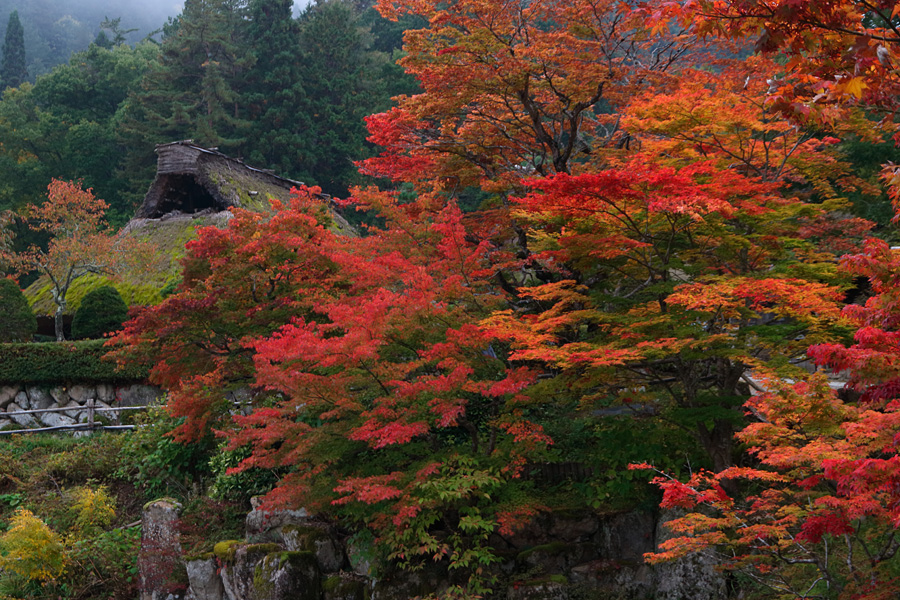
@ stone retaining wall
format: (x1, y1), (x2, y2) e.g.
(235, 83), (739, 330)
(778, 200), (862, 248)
(0, 383), (161, 430)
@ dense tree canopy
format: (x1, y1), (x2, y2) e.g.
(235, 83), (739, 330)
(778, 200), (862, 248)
(3, 0), (900, 597)
(106, 1), (897, 596)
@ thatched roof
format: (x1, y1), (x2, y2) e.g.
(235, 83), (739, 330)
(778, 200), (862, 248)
(136, 141), (306, 218)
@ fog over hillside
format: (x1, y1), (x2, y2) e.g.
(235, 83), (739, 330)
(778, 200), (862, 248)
(0, 0), (313, 79)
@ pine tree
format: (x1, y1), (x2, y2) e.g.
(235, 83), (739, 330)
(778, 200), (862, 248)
(291, 0), (380, 195)
(242, 0), (309, 175)
(117, 0), (252, 196)
(1, 11), (27, 90)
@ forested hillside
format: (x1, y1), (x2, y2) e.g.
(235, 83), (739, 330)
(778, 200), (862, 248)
(0, 0), (175, 78)
(1, 0), (900, 599)
(0, 0), (417, 229)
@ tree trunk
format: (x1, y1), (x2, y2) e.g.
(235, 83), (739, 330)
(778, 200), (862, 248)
(697, 419), (734, 473)
(55, 304), (65, 341)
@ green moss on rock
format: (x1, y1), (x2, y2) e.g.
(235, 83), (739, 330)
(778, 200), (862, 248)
(323, 574), (368, 600)
(517, 541), (573, 562)
(213, 540), (244, 563)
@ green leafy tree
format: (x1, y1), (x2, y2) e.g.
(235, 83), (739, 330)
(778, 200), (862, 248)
(92, 30), (113, 49)
(0, 277), (36, 342)
(241, 0), (413, 196)
(72, 285), (128, 339)
(0, 42), (155, 222)
(0, 11), (26, 89)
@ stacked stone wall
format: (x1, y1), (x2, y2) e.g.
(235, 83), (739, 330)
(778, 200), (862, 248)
(0, 383), (161, 429)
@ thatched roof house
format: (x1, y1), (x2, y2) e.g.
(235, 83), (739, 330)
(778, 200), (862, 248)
(136, 141), (306, 218)
(26, 141), (352, 329)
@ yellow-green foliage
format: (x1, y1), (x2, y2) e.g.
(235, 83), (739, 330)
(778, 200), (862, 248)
(23, 214), (225, 317)
(0, 509), (66, 582)
(69, 486), (116, 537)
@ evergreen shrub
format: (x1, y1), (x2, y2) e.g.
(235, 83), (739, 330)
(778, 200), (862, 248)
(72, 285), (129, 340)
(0, 279), (36, 342)
(0, 341), (147, 384)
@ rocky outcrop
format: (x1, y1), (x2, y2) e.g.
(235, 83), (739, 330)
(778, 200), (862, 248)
(143, 500), (728, 600)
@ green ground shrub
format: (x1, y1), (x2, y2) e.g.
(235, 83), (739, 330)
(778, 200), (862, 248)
(71, 285), (129, 340)
(117, 405), (216, 499)
(0, 279), (36, 342)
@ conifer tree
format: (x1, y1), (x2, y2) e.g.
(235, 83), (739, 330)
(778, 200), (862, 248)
(291, 0), (377, 195)
(242, 0), (308, 174)
(118, 0), (251, 194)
(1, 11), (27, 90)
(119, 1), (249, 150)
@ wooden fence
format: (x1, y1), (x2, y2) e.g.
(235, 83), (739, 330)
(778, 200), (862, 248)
(0, 399), (149, 435)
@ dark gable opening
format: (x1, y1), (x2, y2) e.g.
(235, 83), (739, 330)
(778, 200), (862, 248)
(145, 174), (220, 218)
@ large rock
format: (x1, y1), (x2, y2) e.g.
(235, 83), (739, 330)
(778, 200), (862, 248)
(346, 535), (375, 578)
(597, 511), (655, 561)
(255, 551), (321, 600)
(518, 542), (596, 575)
(119, 384), (162, 407)
(219, 544), (320, 600)
(186, 557), (224, 600)
(13, 391), (29, 410)
(61, 400), (83, 419)
(139, 499), (186, 600)
(246, 498), (309, 542)
(6, 402), (36, 428)
(0, 386), (20, 409)
(68, 385), (96, 404)
(653, 509), (727, 600)
(548, 513), (599, 542)
(40, 411), (76, 428)
(96, 383), (115, 403)
(323, 573), (368, 600)
(49, 386), (69, 405)
(282, 524), (344, 573)
(26, 386), (54, 410)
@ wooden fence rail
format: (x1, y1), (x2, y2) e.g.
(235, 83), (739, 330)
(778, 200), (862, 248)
(0, 399), (150, 436)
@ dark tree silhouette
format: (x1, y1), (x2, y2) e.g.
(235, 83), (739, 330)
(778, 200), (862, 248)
(1, 11), (26, 89)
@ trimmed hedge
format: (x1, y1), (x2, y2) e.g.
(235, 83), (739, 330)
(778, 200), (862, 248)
(0, 341), (149, 385)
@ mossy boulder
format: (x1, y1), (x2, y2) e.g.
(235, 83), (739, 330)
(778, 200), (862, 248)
(220, 544), (320, 600)
(213, 540), (245, 564)
(281, 524), (344, 572)
(255, 552), (320, 600)
(323, 573), (369, 600)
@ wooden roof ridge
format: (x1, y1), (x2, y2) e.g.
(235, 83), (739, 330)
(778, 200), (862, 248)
(155, 140), (306, 188)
